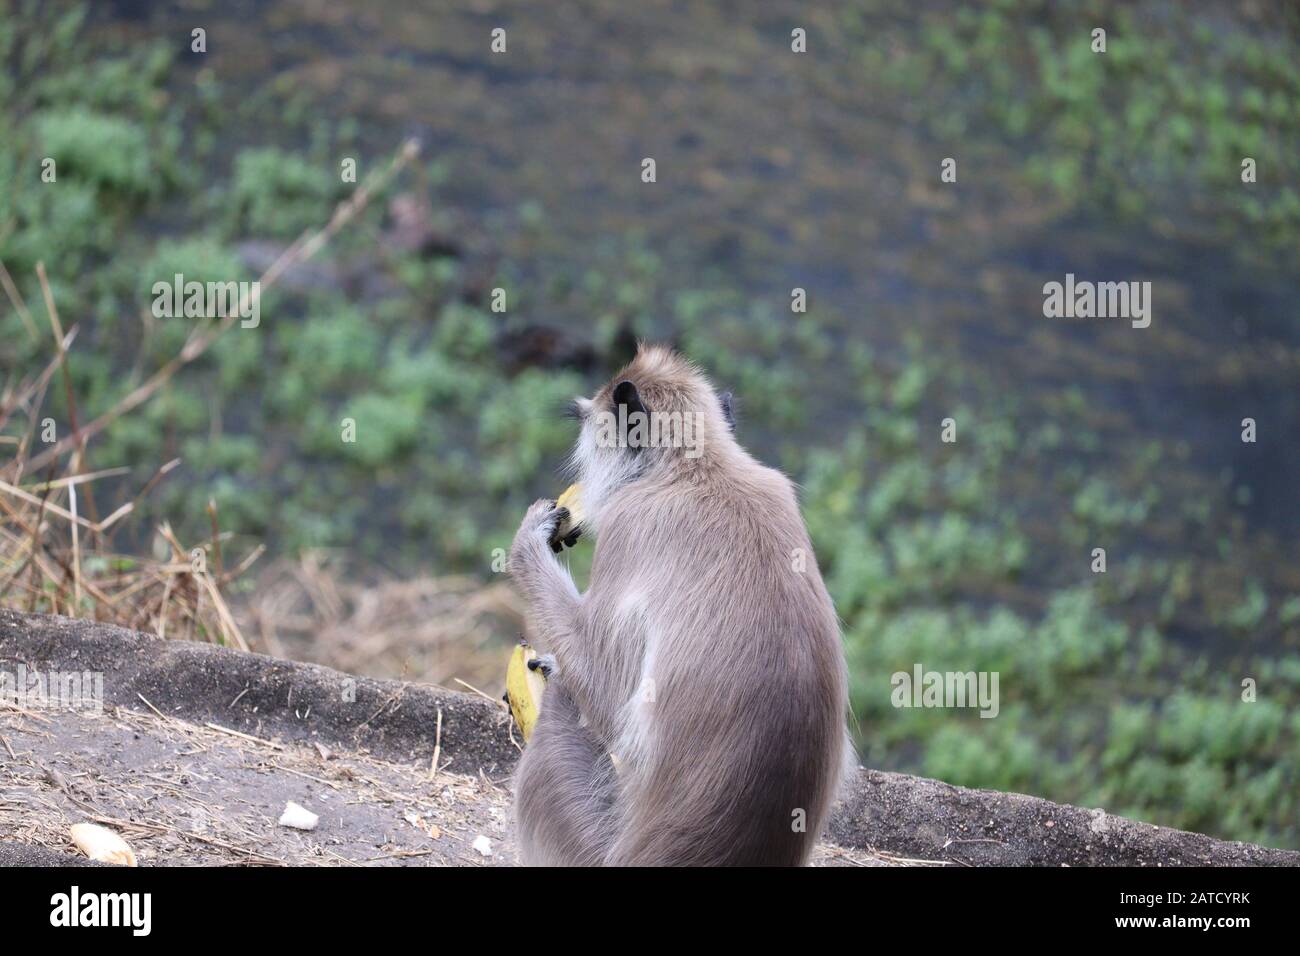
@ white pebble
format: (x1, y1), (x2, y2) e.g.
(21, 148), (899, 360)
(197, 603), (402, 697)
(278, 801), (319, 831)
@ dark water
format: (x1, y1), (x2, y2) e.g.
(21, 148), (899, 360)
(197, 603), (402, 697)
(89, 0), (1298, 560)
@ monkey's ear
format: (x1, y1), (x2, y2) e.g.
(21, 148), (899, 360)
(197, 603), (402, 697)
(719, 391), (736, 432)
(612, 380), (648, 419)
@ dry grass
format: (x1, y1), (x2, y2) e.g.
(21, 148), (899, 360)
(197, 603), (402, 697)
(0, 140), (428, 654)
(0, 260), (252, 644)
(240, 552), (524, 689)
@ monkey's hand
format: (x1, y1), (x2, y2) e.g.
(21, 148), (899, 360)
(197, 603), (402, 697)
(510, 499), (570, 578)
(528, 653), (557, 679)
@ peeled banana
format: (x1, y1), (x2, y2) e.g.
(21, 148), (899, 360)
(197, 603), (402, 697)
(549, 482), (585, 550)
(69, 823), (137, 867)
(505, 639), (548, 741)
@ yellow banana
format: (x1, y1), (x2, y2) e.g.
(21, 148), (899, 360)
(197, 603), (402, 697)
(505, 639), (548, 741)
(550, 482), (585, 548)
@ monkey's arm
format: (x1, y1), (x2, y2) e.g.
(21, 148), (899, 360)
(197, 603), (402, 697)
(509, 499), (583, 656)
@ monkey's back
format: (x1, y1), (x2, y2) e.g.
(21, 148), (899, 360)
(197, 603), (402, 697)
(598, 460), (848, 866)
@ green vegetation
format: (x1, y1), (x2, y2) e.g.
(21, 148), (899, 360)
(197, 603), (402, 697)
(870, 0), (1300, 259)
(0, 3), (578, 569)
(1, 1), (1297, 849)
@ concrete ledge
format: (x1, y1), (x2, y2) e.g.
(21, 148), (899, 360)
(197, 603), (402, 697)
(0, 608), (512, 775)
(3, 609), (1296, 866)
(0, 842), (107, 867)
(830, 767), (1297, 866)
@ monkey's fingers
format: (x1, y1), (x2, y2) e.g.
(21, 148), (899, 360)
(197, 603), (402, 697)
(546, 506), (572, 549)
(527, 653), (556, 678)
(550, 525), (581, 552)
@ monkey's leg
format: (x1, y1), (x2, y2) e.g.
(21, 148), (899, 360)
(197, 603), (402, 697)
(515, 679), (618, 866)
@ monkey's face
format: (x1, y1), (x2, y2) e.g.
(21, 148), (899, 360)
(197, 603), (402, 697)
(564, 346), (737, 531)
(566, 380), (653, 530)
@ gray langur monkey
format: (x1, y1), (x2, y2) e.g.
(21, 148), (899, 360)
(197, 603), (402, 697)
(509, 344), (851, 866)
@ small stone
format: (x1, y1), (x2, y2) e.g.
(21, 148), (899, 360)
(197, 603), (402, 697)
(278, 801), (319, 831)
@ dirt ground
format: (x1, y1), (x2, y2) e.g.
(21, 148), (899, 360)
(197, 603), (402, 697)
(0, 701), (517, 866)
(3, 609), (1295, 868)
(0, 701), (893, 867)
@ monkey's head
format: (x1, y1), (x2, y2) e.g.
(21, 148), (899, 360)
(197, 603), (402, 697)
(566, 344), (736, 529)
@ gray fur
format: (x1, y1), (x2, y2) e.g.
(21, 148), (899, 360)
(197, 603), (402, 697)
(509, 345), (849, 866)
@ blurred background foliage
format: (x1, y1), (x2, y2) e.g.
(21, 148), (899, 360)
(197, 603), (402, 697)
(1, 0), (1298, 848)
